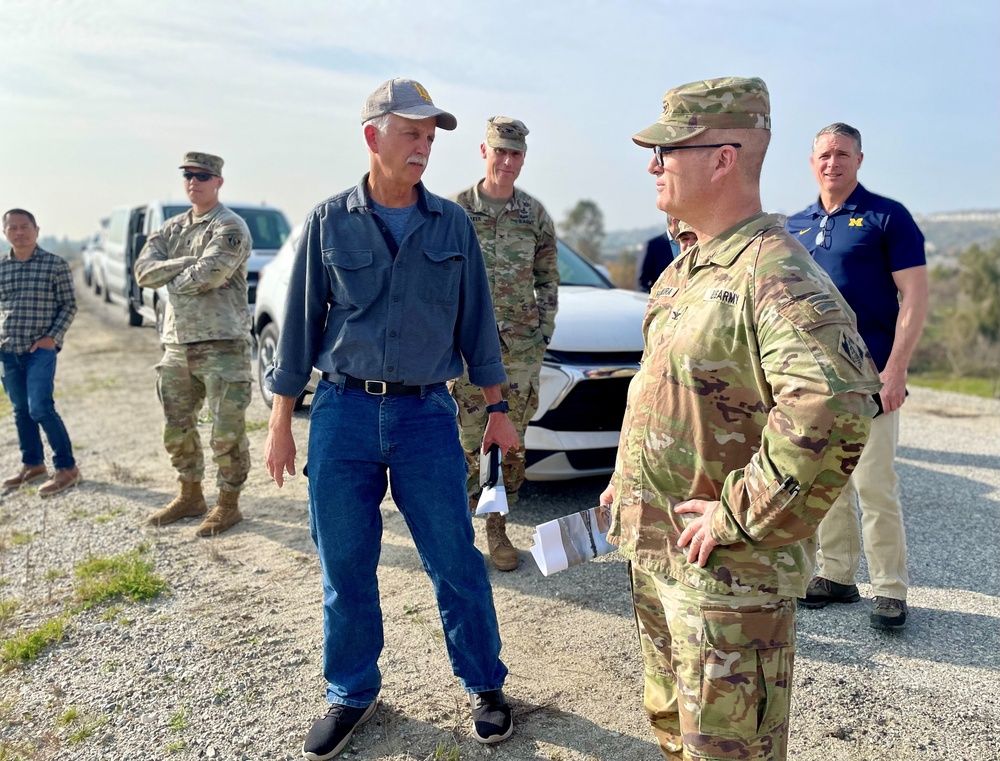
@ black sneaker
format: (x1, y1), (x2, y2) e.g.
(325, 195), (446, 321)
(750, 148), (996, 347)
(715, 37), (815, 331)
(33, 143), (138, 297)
(302, 701), (377, 760)
(870, 597), (907, 629)
(469, 689), (513, 744)
(798, 576), (861, 609)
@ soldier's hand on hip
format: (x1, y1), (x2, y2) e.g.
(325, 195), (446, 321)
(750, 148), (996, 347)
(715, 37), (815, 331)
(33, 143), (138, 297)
(675, 499), (721, 568)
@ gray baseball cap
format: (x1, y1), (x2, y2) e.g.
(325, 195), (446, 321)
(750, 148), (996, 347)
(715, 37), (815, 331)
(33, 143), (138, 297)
(360, 78), (457, 131)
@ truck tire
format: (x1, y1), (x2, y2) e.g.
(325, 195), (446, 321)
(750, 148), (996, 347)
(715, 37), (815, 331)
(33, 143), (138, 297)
(257, 322), (305, 410)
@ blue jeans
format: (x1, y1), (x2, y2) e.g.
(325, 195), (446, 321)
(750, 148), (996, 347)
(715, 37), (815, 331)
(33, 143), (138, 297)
(1, 349), (75, 470)
(307, 379), (507, 707)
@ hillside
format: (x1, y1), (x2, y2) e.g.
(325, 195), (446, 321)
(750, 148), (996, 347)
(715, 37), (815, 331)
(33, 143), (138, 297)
(603, 209), (1000, 268)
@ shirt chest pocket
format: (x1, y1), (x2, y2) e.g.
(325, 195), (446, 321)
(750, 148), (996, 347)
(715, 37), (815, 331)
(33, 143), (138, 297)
(322, 248), (377, 306)
(418, 249), (464, 305)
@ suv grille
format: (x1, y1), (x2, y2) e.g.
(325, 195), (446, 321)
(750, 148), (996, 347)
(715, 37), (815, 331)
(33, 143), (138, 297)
(525, 447), (619, 470)
(531, 376), (634, 432)
(544, 349), (643, 365)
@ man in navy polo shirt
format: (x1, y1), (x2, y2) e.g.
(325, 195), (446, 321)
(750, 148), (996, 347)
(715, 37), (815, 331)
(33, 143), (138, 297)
(786, 122), (928, 630)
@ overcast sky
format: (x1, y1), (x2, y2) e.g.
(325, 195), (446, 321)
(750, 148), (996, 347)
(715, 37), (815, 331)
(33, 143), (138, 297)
(2, 0), (998, 240)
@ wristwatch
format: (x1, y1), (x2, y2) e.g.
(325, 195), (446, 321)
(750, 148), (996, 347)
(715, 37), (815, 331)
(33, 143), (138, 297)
(485, 401), (510, 414)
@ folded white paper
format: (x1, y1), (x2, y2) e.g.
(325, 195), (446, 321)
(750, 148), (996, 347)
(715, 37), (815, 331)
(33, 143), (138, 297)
(529, 505), (616, 576)
(475, 471), (509, 516)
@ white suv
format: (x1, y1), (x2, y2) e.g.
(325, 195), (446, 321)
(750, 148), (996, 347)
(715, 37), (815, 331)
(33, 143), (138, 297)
(253, 228), (647, 480)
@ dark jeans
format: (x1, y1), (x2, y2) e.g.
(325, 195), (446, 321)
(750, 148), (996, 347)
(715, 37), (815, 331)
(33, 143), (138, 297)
(1, 349), (75, 470)
(307, 379), (507, 707)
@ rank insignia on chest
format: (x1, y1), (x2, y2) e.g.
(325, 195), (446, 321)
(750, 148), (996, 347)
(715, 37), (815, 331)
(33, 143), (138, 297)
(839, 329), (866, 372)
(704, 288), (740, 307)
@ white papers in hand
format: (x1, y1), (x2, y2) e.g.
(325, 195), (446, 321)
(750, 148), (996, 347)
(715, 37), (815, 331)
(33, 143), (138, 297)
(529, 505), (615, 576)
(475, 471), (509, 516)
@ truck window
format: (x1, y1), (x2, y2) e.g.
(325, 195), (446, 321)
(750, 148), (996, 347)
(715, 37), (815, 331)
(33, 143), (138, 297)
(230, 209), (291, 250)
(108, 209), (129, 246)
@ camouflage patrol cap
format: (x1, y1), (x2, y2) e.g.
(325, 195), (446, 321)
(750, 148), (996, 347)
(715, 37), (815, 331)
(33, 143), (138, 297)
(677, 220), (694, 235)
(632, 76), (770, 148)
(486, 116), (529, 151)
(179, 152), (223, 176)
(361, 78), (457, 131)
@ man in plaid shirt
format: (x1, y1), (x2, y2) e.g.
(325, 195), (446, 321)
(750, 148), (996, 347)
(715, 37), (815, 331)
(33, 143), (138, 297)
(1, 208), (80, 496)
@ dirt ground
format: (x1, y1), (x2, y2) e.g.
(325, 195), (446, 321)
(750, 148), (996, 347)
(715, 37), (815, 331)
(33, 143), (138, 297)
(0, 277), (997, 761)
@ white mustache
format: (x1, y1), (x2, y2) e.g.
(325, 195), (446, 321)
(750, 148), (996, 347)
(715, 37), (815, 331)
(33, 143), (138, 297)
(407, 156), (427, 166)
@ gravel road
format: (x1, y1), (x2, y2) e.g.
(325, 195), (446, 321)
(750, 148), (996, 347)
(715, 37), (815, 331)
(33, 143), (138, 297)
(0, 279), (997, 761)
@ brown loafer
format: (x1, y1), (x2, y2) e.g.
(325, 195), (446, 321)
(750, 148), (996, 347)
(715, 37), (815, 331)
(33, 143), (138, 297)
(3, 464), (49, 490)
(38, 466), (81, 497)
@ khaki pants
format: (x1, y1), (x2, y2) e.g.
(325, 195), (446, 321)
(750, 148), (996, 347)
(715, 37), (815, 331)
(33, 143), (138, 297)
(630, 562), (795, 761)
(816, 410), (908, 599)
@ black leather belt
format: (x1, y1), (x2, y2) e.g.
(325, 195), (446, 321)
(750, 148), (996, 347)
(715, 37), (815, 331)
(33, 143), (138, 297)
(321, 372), (422, 396)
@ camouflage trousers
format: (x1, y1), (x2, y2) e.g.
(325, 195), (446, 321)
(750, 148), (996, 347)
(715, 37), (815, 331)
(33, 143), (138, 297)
(630, 562), (796, 761)
(155, 339), (252, 491)
(448, 342), (545, 508)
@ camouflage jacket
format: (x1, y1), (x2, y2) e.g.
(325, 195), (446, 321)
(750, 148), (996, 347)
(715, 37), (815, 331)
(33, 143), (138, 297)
(135, 204), (251, 344)
(607, 212), (882, 598)
(453, 183), (559, 355)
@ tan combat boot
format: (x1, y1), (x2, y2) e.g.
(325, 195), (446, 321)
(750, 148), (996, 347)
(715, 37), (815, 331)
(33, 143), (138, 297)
(485, 513), (519, 571)
(195, 489), (243, 537)
(148, 480), (207, 526)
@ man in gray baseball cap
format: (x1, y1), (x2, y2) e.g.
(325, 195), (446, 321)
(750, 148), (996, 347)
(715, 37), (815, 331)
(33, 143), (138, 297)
(265, 78), (517, 759)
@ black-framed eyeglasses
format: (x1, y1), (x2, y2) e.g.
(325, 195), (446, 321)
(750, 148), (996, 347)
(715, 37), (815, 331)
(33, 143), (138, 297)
(815, 214), (833, 248)
(653, 143), (742, 168)
(182, 171), (216, 182)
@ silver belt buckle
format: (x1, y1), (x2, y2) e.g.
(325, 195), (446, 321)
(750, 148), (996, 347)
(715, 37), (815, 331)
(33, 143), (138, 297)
(364, 380), (388, 395)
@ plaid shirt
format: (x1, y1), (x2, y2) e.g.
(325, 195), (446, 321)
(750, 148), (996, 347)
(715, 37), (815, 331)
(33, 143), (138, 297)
(0, 247), (77, 354)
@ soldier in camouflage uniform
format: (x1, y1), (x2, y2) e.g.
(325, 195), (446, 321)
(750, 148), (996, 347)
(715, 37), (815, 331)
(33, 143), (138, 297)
(599, 78), (882, 760)
(135, 152), (253, 537)
(451, 117), (559, 571)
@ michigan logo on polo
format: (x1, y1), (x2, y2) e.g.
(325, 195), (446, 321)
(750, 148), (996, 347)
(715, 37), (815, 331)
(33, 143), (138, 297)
(849, 217), (864, 227)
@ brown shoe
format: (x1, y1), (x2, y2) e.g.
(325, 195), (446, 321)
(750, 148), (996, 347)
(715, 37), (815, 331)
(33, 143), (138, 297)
(3, 464), (48, 490)
(195, 489), (243, 537)
(148, 480), (207, 526)
(38, 466), (80, 497)
(485, 513), (519, 571)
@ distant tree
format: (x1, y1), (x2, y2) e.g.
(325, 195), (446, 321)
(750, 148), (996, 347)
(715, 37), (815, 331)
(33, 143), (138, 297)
(940, 240), (1000, 380)
(559, 200), (605, 262)
(956, 241), (1000, 342)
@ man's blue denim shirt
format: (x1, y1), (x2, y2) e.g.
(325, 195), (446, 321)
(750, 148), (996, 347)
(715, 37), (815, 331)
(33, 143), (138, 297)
(265, 175), (507, 398)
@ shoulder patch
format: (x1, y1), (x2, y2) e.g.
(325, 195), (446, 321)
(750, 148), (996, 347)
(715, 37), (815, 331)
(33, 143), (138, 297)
(803, 292), (842, 316)
(225, 233), (242, 249)
(839, 329), (866, 372)
(704, 288), (740, 306)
